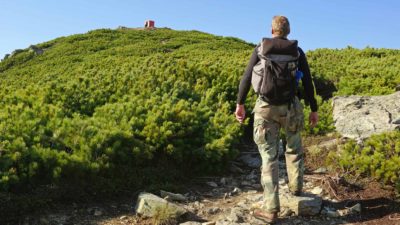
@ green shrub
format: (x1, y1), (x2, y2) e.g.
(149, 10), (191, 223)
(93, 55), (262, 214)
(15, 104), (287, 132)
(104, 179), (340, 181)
(307, 47), (400, 96)
(332, 131), (400, 191)
(302, 96), (335, 135)
(0, 29), (252, 193)
(1, 28), (399, 197)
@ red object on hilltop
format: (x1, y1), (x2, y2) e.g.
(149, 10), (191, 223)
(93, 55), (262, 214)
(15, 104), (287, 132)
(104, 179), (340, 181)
(144, 20), (155, 28)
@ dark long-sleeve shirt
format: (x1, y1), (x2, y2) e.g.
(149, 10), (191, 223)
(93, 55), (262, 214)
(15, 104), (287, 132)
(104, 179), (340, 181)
(237, 41), (318, 112)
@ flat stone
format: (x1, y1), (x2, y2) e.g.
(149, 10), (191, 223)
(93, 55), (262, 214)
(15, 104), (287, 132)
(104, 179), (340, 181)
(313, 167), (328, 174)
(180, 222), (202, 225)
(135, 192), (187, 218)
(238, 154), (261, 168)
(160, 190), (188, 202)
(280, 191), (322, 216)
(349, 203), (361, 213)
(232, 187), (242, 195)
(207, 182), (218, 188)
(324, 209), (340, 217)
(310, 186), (324, 195)
(202, 222), (216, 225)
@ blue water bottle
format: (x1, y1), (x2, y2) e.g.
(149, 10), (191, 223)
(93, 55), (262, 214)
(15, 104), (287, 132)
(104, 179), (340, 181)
(295, 70), (303, 86)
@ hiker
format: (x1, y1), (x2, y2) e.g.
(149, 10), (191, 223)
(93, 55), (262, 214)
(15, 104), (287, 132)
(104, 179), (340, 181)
(235, 15), (318, 223)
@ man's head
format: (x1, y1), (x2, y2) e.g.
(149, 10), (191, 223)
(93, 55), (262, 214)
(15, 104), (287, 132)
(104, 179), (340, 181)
(271, 16), (290, 38)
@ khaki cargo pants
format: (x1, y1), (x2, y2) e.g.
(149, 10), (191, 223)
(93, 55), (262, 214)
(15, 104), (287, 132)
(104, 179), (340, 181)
(253, 96), (305, 213)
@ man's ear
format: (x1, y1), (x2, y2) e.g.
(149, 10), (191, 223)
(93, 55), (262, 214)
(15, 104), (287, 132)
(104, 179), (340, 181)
(271, 28), (274, 35)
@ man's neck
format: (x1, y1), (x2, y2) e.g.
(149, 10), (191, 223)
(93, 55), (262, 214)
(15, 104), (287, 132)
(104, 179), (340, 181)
(272, 35), (288, 40)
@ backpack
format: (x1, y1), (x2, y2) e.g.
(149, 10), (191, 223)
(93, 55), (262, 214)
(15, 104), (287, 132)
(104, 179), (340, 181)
(251, 38), (300, 105)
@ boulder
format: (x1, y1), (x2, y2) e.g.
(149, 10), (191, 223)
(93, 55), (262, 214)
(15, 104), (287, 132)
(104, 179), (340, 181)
(280, 191), (322, 216)
(29, 45), (44, 55)
(237, 153), (261, 168)
(332, 92), (400, 140)
(135, 192), (187, 218)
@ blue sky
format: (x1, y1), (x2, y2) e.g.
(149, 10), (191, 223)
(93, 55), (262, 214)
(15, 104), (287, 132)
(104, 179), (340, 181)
(1, 0), (399, 58)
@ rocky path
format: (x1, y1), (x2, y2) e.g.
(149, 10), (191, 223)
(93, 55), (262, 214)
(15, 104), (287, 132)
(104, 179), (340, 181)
(133, 143), (361, 225)
(17, 140), (400, 225)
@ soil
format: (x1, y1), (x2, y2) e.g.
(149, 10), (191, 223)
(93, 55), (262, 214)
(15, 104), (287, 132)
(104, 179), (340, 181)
(4, 137), (400, 225)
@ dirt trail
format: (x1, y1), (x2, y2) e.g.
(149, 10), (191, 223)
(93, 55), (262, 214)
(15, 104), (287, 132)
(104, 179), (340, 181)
(15, 140), (400, 225)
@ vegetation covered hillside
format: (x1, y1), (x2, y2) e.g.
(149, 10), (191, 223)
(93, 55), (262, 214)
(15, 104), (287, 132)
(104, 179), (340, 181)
(306, 47), (400, 192)
(307, 47), (400, 97)
(1, 28), (399, 218)
(0, 28), (255, 197)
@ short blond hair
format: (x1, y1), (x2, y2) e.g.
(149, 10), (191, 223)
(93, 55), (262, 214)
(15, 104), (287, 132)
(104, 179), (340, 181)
(272, 16), (290, 37)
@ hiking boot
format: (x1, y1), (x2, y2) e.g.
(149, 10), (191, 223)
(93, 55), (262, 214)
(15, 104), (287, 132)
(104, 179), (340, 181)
(253, 208), (278, 224)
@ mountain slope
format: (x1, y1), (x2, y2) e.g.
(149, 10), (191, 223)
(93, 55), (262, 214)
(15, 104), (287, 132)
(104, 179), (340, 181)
(0, 28), (255, 195)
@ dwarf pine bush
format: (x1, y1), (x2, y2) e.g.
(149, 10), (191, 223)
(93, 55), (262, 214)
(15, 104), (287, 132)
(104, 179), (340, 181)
(332, 131), (400, 191)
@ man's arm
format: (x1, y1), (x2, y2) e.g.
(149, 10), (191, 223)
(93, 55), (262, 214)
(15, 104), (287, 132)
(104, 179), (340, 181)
(298, 47), (318, 127)
(237, 48), (259, 105)
(298, 48), (317, 112)
(235, 47), (260, 123)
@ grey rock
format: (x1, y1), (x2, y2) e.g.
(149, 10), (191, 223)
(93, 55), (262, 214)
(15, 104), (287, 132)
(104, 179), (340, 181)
(202, 222), (216, 225)
(226, 207), (245, 223)
(46, 214), (69, 225)
(220, 177), (228, 186)
(240, 180), (253, 187)
(245, 170), (258, 181)
(323, 208), (340, 217)
(160, 190), (188, 202)
(238, 154), (261, 168)
(318, 139), (338, 149)
(216, 220), (233, 225)
(193, 201), (205, 209)
(333, 92), (400, 140)
(87, 207), (103, 216)
(232, 187), (242, 195)
(180, 222), (202, 225)
(313, 167), (328, 174)
(207, 207), (220, 215)
(227, 213), (239, 223)
(94, 208), (103, 216)
(206, 181), (218, 188)
(29, 45), (44, 55)
(338, 208), (351, 216)
(135, 192), (187, 218)
(237, 201), (248, 209)
(119, 215), (128, 220)
(229, 163), (244, 173)
(310, 186), (324, 195)
(349, 203), (362, 213)
(280, 191), (322, 216)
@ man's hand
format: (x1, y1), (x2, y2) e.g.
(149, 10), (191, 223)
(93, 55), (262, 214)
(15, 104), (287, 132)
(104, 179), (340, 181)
(235, 104), (246, 123)
(309, 112), (319, 128)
